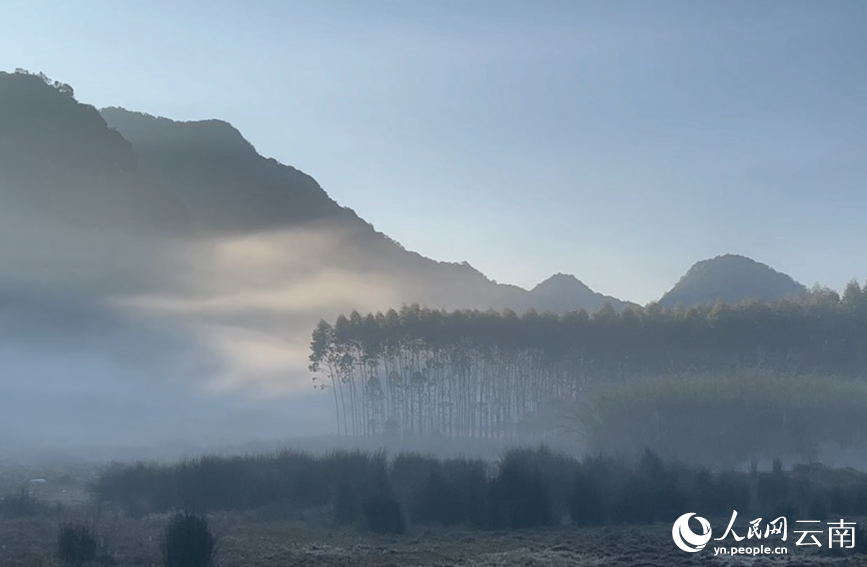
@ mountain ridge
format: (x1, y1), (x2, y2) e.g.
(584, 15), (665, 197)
(99, 105), (629, 313)
(0, 71), (188, 231)
(1, 71), (817, 315)
(659, 254), (808, 309)
(0, 69), (837, 449)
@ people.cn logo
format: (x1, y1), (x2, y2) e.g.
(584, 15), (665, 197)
(672, 513), (713, 553)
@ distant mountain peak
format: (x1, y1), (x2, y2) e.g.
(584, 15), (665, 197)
(692, 253), (766, 267)
(660, 254), (807, 308)
(101, 107), (256, 156)
(526, 272), (629, 313)
(532, 273), (593, 293)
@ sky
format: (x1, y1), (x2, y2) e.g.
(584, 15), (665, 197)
(2, 0), (866, 304)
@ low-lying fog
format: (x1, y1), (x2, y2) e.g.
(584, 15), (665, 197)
(0, 212), (407, 461)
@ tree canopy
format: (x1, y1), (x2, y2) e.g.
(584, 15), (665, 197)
(310, 283), (867, 438)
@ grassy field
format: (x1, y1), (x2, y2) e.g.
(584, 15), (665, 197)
(1, 508), (864, 566)
(3, 455), (867, 566)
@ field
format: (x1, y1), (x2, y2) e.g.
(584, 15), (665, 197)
(3, 458), (867, 566)
(2, 510), (866, 566)
(4, 508), (867, 566)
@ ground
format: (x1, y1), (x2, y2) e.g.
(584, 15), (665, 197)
(2, 464), (867, 566)
(4, 512), (867, 566)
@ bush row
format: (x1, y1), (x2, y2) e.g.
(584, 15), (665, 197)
(52, 513), (214, 567)
(90, 447), (867, 533)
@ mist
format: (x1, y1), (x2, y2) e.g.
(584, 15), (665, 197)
(2, 2), (867, 562)
(0, 212), (417, 457)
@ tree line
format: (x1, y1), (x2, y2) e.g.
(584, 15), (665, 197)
(13, 68), (75, 97)
(91, 447), (867, 536)
(308, 281), (867, 438)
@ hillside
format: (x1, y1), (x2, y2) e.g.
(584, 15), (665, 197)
(3, 71), (806, 325)
(100, 107), (622, 313)
(1, 71), (635, 450)
(525, 273), (630, 313)
(99, 107), (355, 233)
(659, 254), (807, 308)
(0, 71), (186, 231)
(0, 69), (847, 451)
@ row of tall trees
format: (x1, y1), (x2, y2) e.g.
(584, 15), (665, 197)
(308, 282), (867, 438)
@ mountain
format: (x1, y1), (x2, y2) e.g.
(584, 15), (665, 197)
(0, 71), (186, 231)
(99, 107), (623, 313)
(0, 70), (628, 322)
(525, 273), (630, 313)
(99, 108), (354, 233)
(659, 254), (807, 309)
(0, 70), (829, 449)
(1, 72), (637, 449)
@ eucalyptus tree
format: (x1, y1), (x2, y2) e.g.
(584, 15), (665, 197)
(309, 282), (867, 437)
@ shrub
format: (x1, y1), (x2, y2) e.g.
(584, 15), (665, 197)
(57, 524), (97, 567)
(362, 450), (392, 495)
(503, 446), (578, 521)
(614, 469), (686, 523)
(0, 489), (45, 518)
(362, 495), (405, 535)
(713, 471), (751, 515)
(323, 450), (377, 488)
(806, 497), (829, 521)
(91, 445), (867, 534)
(94, 450), (373, 516)
(570, 469), (604, 525)
(162, 512), (215, 567)
(489, 451), (554, 529)
(828, 487), (867, 516)
(442, 458), (489, 529)
(334, 482), (359, 525)
(415, 467), (463, 526)
(757, 462), (789, 514)
(390, 452), (439, 513)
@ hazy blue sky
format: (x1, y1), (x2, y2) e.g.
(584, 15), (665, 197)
(3, 0), (865, 303)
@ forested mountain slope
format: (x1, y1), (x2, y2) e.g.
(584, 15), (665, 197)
(101, 107), (629, 313)
(660, 254), (807, 308)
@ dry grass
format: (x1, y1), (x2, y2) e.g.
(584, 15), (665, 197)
(3, 456), (867, 566)
(0, 507), (863, 566)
